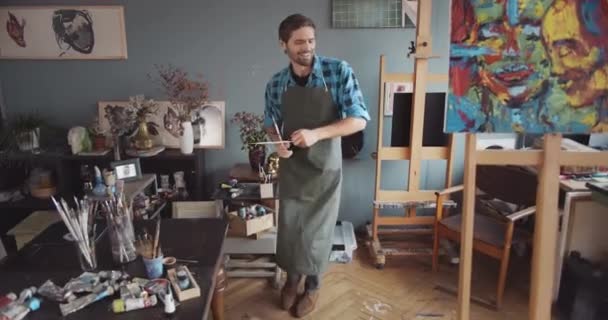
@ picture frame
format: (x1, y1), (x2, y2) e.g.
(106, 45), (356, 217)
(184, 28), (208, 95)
(110, 158), (142, 182)
(383, 82), (413, 116)
(98, 100), (226, 149)
(332, 0), (416, 28)
(0, 5), (127, 60)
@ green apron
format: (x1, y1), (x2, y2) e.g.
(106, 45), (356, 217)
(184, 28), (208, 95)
(277, 81), (342, 276)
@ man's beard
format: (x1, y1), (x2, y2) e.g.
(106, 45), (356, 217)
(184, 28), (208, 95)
(291, 50), (313, 67)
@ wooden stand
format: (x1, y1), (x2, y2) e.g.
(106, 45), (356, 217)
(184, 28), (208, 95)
(368, 0), (455, 268)
(456, 134), (608, 319)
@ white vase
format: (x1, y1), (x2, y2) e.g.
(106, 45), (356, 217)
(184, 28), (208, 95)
(180, 121), (194, 154)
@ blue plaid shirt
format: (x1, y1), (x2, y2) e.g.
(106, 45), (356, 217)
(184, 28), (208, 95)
(264, 55), (370, 128)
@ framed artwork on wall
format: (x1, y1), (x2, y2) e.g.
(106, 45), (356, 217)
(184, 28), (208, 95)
(383, 82), (413, 116)
(98, 101), (225, 149)
(0, 6), (127, 60)
(446, 0), (608, 134)
(332, 0), (417, 28)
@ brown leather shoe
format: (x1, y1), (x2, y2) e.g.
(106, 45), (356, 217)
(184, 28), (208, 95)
(281, 283), (298, 311)
(295, 290), (319, 318)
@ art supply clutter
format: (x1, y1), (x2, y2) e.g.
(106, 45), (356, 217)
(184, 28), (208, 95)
(226, 203), (274, 237)
(0, 268), (198, 318)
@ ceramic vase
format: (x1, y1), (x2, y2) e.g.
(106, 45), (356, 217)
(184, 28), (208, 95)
(180, 121), (194, 155)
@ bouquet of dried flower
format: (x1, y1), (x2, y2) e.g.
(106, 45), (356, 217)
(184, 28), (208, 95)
(150, 64), (209, 123)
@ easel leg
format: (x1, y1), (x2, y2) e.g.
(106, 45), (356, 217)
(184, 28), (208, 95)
(529, 134), (561, 320)
(458, 133), (477, 320)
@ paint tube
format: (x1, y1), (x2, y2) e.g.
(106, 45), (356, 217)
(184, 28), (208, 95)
(59, 283), (115, 316)
(99, 270), (129, 282)
(0, 293), (16, 311)
(112, 295), (157, 313)
(158, 288), (176, 314)
(0, 297), (40, 320)
(119, 283), (143, 300)
(38, 280), (76, 303)
(16, 287), (36, 304)
(63, 272), (100, 293)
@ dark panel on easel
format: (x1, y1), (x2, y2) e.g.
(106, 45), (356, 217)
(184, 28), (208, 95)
(391, 92), (448, 147)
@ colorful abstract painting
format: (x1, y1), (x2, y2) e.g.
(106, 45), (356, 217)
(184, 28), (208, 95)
(446, 0), (608, 133)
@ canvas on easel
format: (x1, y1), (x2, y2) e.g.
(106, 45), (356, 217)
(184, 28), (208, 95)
(446, 0), (608, 134)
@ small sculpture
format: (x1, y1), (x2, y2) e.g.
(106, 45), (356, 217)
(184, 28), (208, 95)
(103, 169), (117, 195)
(265, 152), (280, 179)
(67, 126), (92, 155)
(92, 166), (106, 196)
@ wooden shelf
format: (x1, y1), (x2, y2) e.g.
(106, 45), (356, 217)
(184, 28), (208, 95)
(0, 196), (53, 210)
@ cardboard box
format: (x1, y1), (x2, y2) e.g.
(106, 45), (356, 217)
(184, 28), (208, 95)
(226, 210), (274, 237)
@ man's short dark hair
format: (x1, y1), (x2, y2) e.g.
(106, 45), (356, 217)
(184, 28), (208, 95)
(278, 14), (316, 43)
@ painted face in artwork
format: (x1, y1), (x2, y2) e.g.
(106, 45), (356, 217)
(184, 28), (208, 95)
(52, 9), (94, 55)
(471, 0), (552, 106)
(281, 26), (315, 67)
(542, 0), (608, 108)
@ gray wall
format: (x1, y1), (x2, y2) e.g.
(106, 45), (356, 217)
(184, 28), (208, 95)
(0, 0), (463, 227)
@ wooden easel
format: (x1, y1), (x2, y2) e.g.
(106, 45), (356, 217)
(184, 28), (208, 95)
(368, 1), (455, 268)
(457, 135), (608, 320)
(369, 0), (608, 319)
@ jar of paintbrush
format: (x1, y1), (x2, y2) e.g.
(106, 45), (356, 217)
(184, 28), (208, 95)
(104, 196), (137, 264)
(136, 219), (163, 279)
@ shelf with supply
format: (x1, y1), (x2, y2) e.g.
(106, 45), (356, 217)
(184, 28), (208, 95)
(0, 148), (207, 244)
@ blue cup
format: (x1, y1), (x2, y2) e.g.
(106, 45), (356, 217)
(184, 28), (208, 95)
(143, 255), (164, 279)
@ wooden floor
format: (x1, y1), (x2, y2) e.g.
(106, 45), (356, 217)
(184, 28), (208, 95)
(223, 242), (533, 320)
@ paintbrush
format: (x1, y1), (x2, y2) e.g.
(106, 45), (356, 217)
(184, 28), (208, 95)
(153, 218), (161, 258)
(249, 140), (292, 145)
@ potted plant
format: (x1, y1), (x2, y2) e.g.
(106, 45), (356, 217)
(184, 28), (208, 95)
(88, 117), (108, 151)
(104, 103), (136, 160)
(128, 95), (160, 150)
(231, 111), (268, 170)
(150, 64), (209, 154)
(11, 113), (45, 152)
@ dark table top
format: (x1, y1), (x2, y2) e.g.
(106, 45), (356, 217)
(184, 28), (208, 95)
(0, 218), (227, 320)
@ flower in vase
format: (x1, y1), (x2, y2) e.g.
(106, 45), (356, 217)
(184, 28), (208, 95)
(230, 111), (268, 151)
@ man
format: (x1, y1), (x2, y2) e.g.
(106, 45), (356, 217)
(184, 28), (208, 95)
(264, 14), (369, 318)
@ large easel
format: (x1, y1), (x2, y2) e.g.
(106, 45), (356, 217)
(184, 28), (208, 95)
(368, 1), (455, 268)
(457, 136), (608, 320)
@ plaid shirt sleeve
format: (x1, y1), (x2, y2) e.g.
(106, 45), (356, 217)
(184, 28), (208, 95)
(337, 61), (370, 121)
(264, 81), (281, 128)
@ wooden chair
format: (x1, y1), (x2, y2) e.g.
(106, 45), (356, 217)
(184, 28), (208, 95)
(432, 165), (537, 309)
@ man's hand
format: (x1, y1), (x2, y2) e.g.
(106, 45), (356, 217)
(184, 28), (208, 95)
(291, 129), (319, 148)
(276, 141), (293, 158)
